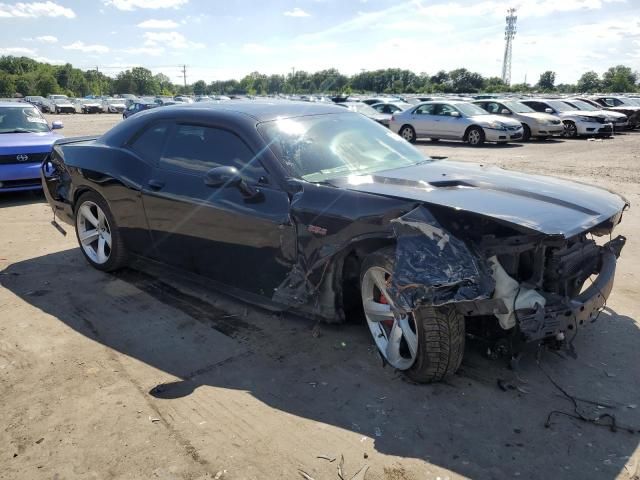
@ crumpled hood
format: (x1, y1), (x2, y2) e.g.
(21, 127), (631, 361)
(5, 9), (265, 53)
(0, 131), (62, 154)
(329, 160), (628, 238)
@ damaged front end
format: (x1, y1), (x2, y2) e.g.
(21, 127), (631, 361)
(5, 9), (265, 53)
(385, 204), (627, 350)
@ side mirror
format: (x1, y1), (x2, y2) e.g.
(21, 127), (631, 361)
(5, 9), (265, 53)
(51, 121), (64, 130)
(501, 109), (511, 115)
(450, 111), (460, 117)
(204, 165), (259, 198)
(545, 108), (553, 113)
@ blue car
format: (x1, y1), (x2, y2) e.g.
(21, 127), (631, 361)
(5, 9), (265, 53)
(0, 102), (64, 192)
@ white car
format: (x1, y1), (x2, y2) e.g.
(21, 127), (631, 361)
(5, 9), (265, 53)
(389, 100), (523, 146)
(473, 99), (564, 140)
(562, 99), (628, 130)
(520, 99), (613, 138)
(47, 94), (76, 114)
(102, 98), (126, 114)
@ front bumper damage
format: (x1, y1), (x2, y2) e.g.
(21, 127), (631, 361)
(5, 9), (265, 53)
(516, 236), (625, 342)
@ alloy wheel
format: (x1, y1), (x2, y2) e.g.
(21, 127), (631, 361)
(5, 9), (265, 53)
(401, 127), (415, 142)
(76, 201), (112, 265)
(468, 129), (481, 145)
(361, 266), (418, 370)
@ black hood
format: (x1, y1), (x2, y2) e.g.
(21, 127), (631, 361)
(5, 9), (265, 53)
(328, 160), (628, 238)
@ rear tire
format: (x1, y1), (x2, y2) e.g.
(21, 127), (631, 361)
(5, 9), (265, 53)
(399, 125), (416, 143)
(74, 191), (128, 272)
(360, 247), (465, 383)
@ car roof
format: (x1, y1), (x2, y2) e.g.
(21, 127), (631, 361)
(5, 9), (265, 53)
(149, 100), (345, 122)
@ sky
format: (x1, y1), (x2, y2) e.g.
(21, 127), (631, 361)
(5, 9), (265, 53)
(0, 0), (639, 85)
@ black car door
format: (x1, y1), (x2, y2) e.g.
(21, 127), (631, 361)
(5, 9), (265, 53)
(141, 121), (295, 298)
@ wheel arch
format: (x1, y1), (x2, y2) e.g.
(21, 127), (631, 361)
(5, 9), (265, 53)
(463, 124), (484, 141)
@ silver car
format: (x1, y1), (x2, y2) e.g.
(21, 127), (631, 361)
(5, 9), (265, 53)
(473, 99), (564, 140)
(389, 101), (523, 146)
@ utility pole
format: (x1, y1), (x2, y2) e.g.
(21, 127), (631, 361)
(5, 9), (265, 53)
(182, 64), (187, 89)
(501, 8), (517, 85)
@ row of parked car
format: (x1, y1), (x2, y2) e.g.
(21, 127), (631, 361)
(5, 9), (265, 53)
(335, 95), (640, 146)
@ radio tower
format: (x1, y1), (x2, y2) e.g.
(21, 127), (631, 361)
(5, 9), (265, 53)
(501, 8), (517, 85)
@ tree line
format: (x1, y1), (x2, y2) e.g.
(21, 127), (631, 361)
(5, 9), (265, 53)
(0, 55), (638, 98)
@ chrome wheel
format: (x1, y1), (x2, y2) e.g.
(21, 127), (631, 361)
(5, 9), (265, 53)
(76, 201), (112, 265)
(400, 126), (415, 142)
(468, 129), (481, 145)
(361, 266), (418, 370)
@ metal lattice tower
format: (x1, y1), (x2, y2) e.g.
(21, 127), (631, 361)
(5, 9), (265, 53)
(501, 8), (517, 85)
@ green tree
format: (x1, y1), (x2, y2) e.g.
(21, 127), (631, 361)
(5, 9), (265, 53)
(192, 80), (207, 95)
(601, 65), (637, 92)
(537, 71), (556, 91)
(0, 72), (16, 96)
(576, 71), (601, 93)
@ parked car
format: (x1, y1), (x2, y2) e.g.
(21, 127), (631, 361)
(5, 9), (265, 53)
(122, 102), (158, 119)
(520, 99), (613, 138)
(560, 99), (627, 130)
(79, 98), (103, 114)
(371, 102), (412, 114)
(472, 99), (564, 140)
(336, 101), (392, 127)
(40, 102), (628, 383)
(25, 96), (51, 113)
(390, 101), (523, 146)
(362, 97), (403, 106)
(0, 102), (63, 192)
(586, 96), (640, 129)
(103, 98), (126, 114)
(48, 95), (76, 114)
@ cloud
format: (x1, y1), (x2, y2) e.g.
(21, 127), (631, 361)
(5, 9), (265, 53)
(137, 18), (179, 28)
(104, 0), (187, 10)
(36, 35), (57, 42)
(242, 43), (274, 54)
(63, 41), (110, 53)
(284, 7), (310, 17)
(0, 1), (75, 18)
(143, 31), (204, 49)
(0, 47), (37, 55)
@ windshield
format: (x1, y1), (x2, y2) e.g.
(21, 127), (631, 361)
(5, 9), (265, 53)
(456, 103), (489, 116)
(566, 100), (596, 111)
(259, 113), (430, 182)
(0, 106), (50, 133)
(546, 100), (576, 112)
(502, 101), (534, 113)
(620, 98), (640, 106)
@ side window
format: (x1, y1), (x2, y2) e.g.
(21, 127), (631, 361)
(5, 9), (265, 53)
(159, 124), (266, 181)
(612, 98), (623, 106)
(414, 104), (434, 115)
(436, 104), (457, 116)
(485, 102), (500, 113)
(129, 121), (171, 164)
(526, 102), (545, 112)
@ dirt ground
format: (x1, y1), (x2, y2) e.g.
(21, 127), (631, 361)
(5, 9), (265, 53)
(1, 113), (639, 480)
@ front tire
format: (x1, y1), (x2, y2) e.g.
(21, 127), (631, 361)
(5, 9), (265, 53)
(399, 125), (416, 143)
(466, 126), (485, 146)
(522, 124), (531, 141)
(360, 247), (465, 383)
(563, 121), (578, 138)
(74, 192), (128, 272)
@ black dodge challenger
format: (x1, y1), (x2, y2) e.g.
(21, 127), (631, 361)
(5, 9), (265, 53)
(41, 101), (628, 383)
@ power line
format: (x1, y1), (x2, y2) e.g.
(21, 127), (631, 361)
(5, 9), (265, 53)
(501, 7), (517, 85)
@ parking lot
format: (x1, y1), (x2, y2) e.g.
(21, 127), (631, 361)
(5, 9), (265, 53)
(1, 113), (639, 480)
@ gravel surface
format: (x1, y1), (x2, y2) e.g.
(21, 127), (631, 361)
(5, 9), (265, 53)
(1, 113), (638, 480)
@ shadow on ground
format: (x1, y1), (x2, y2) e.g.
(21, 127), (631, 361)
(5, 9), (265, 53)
(2, 249), (639, 479)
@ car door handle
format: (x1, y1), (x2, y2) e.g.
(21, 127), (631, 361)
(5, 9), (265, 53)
(148, 179), (165, 190)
